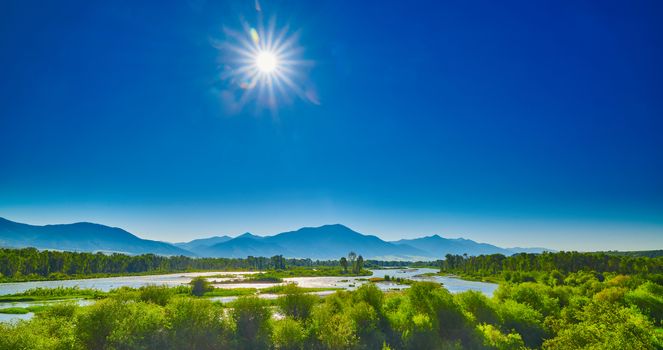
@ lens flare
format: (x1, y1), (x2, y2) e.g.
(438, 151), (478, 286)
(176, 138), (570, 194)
(216, 16), (313, 114)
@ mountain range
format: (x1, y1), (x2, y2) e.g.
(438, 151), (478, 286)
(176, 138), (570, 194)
(0, 217), (549, 260)
(0, 217), (192, 256)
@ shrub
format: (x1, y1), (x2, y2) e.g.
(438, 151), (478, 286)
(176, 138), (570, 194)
(455, 290), (499, 325)
(272, 318), (305, 350)
(276, 284), (318, 320)
(231, 297), (272, 349)
(478, 324), (526, 350)
(139, 285), (173, 306)
(190, 277), (212, 297)
(166, 298), (229, 349)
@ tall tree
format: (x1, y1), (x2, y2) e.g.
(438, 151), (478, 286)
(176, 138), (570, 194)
(340, 257), (348, 273)
(354, 255), (364, 274)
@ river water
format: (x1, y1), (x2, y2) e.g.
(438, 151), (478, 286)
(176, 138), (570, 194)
(0, 268), (497, 323)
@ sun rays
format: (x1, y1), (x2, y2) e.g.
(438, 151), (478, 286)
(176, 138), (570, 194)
(216, 15), (315, 115)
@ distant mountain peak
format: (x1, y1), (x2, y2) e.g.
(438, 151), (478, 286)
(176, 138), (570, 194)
(0, 217), (193, 256)
(237, 232), (259, 239)
(1, 217), (551, 260)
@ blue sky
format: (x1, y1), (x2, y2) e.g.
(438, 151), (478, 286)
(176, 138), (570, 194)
(1, 0), (662, 250)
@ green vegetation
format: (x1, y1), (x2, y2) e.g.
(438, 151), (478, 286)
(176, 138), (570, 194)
(0, 248), (374, 283)
(0, 251), (661, 349)
(3, 273), (661, 349)
(189, 276), (213, 296)
(601, 250), (663, 258)
(203, 287), (258, 297)
(0, 307), (30, 314)
(260, 284), (339, 294)
(440, 251), (663, 282)
(0, 305), (49, 314)
(0, 287), (105, 302)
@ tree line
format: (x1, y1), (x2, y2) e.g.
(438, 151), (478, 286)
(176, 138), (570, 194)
(339, 251), (364, 274)
(0, 248), (339, 280)
(441, 251), (663, 278)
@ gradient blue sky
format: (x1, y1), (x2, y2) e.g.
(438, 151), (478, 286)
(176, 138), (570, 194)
(1, 0), (662, 250)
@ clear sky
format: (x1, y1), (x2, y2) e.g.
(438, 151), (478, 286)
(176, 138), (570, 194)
(1, 0), (662, 251)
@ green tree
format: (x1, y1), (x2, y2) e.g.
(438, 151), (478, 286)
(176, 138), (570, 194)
(340, 257), (348, 273)
(272, 318), (305, 350)
(166, 298), (229, 349)
(354, 255), (364, 274)
(190, 277), (212, 297)
(231, 297), (272, 350)
(277, 284), (318, 321)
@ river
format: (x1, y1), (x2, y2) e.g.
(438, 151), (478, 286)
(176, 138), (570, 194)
(0, 268), (497, 322)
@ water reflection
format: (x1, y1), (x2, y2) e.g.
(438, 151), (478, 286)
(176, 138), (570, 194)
(0, 268), (497, 322)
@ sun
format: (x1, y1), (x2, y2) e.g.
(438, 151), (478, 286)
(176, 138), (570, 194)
(216, 15), (317, 113)
(255, 51), (278, 73)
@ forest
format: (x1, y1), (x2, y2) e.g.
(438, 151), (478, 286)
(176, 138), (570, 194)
(0, 248), (341, 282)
(0, 251), (661, 349)
(0, 248), (432, 282)
(440, 251), (663, 282)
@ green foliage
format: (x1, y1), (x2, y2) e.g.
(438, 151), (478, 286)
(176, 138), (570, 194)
(441, 251), (663, 280)
(202, 287), (257, 297)
(455, 290), (499, 325)
(477, 324), (526, 350)
(1, 259), (662, 350)
(0, 247), (369, 282)
(624, 281), (663, 324)
(165, 298), (228, 349)
(543, 301), (663, 349)
(340, 257), (348, 273)
(138, 285), (173, 306)
(231, 296), (272, 349)
(276, 284), (319, 320)
(495, 282), (560, 317)
(75, 298), (132, 349)
(189, 277), (212, 297)
(495, 299), (547, 348)
(0, 307), (30, 314)
(272, 318), (305, 350)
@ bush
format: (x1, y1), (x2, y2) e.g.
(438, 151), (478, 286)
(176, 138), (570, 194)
(166, 298), (229, 349)
(276, 284), (318, 320)
(139, 285), (173, 306)
(478, 324), (526, 350)
(495, 300), (547, 348)
(190, 277), (212, 297)
(231, 297), (272, 349)
(272, 318), (305, 350)
(106, 302), (167, 350)
(624, 282), (663, 324)
(543, 301), (662, 349)
(455, 290), (499, 325)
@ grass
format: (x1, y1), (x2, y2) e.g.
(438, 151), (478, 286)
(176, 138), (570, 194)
(0, 307), (30, 314)
(0, 305), (49, 314)
(437, 272), (502, 283)
(203, 288), (258, 297)
(259, 285), (340, 294)
(0, 287), (106, 302)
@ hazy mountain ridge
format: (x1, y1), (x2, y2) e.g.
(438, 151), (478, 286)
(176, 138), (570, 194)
(174, 235), (233, 252)
(392, 234), (550, 258)
(0, 217), (193, 256)
(201, 224), (428, 260)
(1, 217), (549, 260)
